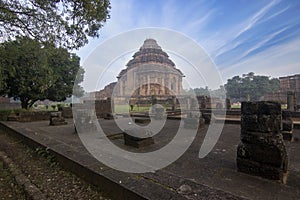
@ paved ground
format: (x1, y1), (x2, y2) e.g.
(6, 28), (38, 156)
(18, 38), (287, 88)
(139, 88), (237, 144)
(1, 118), (300, 200)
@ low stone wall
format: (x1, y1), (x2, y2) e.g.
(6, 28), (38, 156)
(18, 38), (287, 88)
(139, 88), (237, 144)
(8, 111), (51, 122)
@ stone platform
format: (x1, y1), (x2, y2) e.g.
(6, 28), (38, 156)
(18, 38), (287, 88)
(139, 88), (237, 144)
(0, 118), (300, 199)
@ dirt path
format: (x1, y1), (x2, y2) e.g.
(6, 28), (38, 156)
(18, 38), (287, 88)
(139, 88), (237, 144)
(0, 130), (112, 200)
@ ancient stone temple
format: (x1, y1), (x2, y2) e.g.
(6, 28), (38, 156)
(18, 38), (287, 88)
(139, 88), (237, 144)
(116, 39), (184, 97)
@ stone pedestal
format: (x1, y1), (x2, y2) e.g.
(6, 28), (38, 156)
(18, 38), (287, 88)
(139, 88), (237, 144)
(123, 128), (154, 148)
(282, 111), (294, 141)
(237, 101), (288, 184)
(49, 112), (67, 126)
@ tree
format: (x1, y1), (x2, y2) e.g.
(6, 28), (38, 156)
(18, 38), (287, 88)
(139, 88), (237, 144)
(0, 0), (111, 49)
(0, 37), (84, 109)
(45, 45), (84, 101)
(225, 72), (280, 101)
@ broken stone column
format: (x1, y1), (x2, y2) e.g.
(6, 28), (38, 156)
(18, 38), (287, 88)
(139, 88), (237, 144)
(287, 91), (296, 111)
(237, 101), (288, 184)
(282, 110), (294, 141)
(49, 112), (67, 126)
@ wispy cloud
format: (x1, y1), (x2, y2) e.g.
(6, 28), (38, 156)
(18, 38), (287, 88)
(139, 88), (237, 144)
(234, 0), (281, 39)
(221, 36), (300, 81)
(75, 0), (300, 90)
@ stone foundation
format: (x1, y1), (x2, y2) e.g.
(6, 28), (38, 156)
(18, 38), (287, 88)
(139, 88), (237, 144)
(123, 128), (154, 148)
(135, 118), (151, 124)
(237, 101), (288, 184)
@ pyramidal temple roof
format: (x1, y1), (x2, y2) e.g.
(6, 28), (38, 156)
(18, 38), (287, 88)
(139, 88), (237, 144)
(126, 38), (175, 67)
(140, 38), (162, 50)
(118, 38), (183, 78)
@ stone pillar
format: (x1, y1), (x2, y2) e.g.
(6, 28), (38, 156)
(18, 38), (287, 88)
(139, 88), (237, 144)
(287, 91), (296, 111)
(237, 101), (288, 184)
(282, 110), (294, 141)
(171, 96), (176, 111)
(226, 98), (231, 110)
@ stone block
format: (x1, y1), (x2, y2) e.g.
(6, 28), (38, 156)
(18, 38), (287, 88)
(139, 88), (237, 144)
(240, 131), (283, 145)
(135, 118), (151, 124)
(257, 101), (281, 116)
(237, 101), (288, 183)
(103, 112), (114, 120)
(49, 112), (67, 126)
(241, 114), (281, 133)
(237, 158), (288, 184)
(282, 131), (293, 141)
(282, 119), (293, 131)
(123, 128), (154, 148)
(237, 143), (287, 168)
(282, 110), (292, 120)
(241, 102), (258, 115)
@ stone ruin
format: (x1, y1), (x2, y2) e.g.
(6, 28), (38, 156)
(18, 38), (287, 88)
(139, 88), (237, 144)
(282, 110), (294, 141)
(123, 127), (154, 148)
(237, 101), (288, 184)
(287, 91), (297, 111)
(183, 111), (205, 130)
(49, 112), (67, 126)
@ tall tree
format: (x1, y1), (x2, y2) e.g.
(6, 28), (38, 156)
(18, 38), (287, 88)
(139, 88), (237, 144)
(225, 72), (280, 101)
(0, 0), (110, 49)
(45, 45), (84, 101)
(0, 37), (84, 109)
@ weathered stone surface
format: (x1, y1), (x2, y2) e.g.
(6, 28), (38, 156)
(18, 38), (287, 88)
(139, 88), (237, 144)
(282, 110), (294, 141)
(237, 101), (288, 183)
(240, 131), (283, 145)
(103, 112), (114, 120)
(237, 143), (288, 168)
(135, 118), (150, 124)
(49, 112), (67, 126)
(282, 110), (292, 120)
(241, 102), (258, 115)
(241, 114), (281, 133)
(237, 158), (288, 184)
(282, 131), (293, 141)
(282, 119), (293, 131)
(123, 128), (154, 148)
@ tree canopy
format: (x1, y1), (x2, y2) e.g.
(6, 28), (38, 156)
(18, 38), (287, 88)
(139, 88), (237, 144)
(0, 0), (110, 49)
(225, 72), (280, 101)
(0, 37), (84, 109)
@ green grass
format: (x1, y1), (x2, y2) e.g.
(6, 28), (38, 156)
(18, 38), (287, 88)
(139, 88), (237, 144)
(113, 105), (151, 113)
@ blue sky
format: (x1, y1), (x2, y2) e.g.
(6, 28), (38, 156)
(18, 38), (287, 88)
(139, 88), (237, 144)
(76, 0), (300, 91)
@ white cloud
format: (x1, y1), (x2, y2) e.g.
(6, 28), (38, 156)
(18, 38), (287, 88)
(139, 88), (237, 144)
(220, 36), (300, 81)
